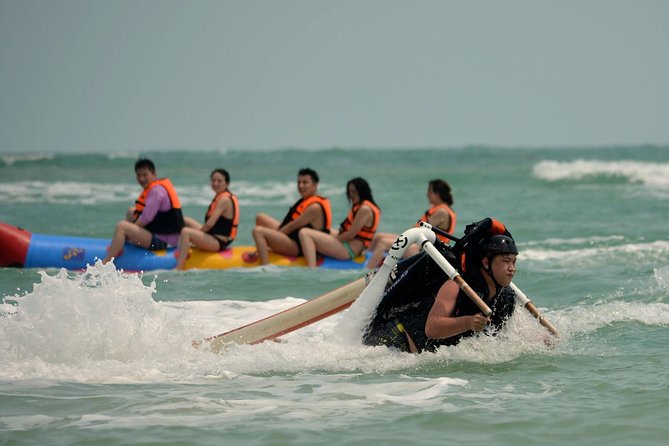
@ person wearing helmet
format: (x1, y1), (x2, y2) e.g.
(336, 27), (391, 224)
(423, 233), (518, 350)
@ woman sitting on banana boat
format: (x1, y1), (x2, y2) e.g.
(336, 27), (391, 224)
(298, 177), (381, 268)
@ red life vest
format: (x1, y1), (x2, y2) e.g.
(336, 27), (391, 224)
(205, 190), (240, 240)
(339, 200), (381, 248)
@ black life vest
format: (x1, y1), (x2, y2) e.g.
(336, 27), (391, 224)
(205, 190), (239, 240)
(424, 272), (516, 351)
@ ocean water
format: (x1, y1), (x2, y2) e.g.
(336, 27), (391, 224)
(1, 146), (668, 445)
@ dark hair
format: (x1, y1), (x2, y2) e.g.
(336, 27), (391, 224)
(211, 168), (230, 184)
(429, 179), (454, 206)
(347, 177), (377, 206)
(135, 158), (156, 173)
(298, 168), (319, 183)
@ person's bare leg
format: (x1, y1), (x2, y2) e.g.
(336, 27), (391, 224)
(252, 226), (272, 265)
(103, 221), (152, 264)
(255, 213), (279, 229)
(299, 228), (351, 268)
(366, 234), (396, 269)
(176, 228), (221, 270)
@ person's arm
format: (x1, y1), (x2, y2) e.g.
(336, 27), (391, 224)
(427, 208), (451, 230)
(337, 205), (372, 242)
(424, 280), (489, 340)
(201, 196), (229, 233)
(279, 203), (322, 235)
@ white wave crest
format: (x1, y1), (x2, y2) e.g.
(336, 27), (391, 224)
(654, 266), (669, 292)
(533, 159), (669, 188)
(522, 240), (669, 262)
(0, 180), (304, 207)
(1, 153), (55, 166)
(555, 300), (669, 335)
(0, 181), (137, 205)
(522, 235), (625, 247)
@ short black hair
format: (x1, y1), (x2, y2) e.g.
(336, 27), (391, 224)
(298, 167), (319, 183)
(135, 158), (156, 173)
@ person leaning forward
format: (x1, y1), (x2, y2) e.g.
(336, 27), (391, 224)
(251, 168), (332, 265)
(103, 158), (184, 264)
(363, 219), (518, 353)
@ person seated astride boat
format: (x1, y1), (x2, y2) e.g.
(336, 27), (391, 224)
(299, 177), (382, 268)
(175, 168), (240, 270)
(103, 158), (184, 264)
(366, 179), (456, 269)
(363, 218), (518, 353)
(251, 168), (332, 265)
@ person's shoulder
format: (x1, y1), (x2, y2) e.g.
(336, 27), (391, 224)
(432, 206), (451, 216)
(148, 183), (169, 195)
(437, 279), (459, 297)
(361, 201), (379, 212)
(306, 196), (329, 207)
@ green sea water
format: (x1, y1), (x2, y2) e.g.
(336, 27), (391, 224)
(1, 146), (668, 445)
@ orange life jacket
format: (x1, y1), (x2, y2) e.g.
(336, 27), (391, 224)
(280, 195), (332, 233)
(205, 190), (240, 240)
(418, 204), (457, 243)
(133, 178), (184, 234)
(339, 200), (381, 248)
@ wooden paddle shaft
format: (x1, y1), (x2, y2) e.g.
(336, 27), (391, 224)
(422, 241), (493, 317)
(204, 277), (366, 353)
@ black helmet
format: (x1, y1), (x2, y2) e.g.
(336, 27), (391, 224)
(481, 234), (518, 257)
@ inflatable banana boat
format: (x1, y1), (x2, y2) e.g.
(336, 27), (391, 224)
(0, 222), (371, 271)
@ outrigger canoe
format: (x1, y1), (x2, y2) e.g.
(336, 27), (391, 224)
(0, 221), (371, 271)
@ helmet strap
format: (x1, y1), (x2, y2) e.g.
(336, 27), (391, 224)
(483, 256), (503, 295)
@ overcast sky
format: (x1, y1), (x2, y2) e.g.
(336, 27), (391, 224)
(1, 0), (668, 153)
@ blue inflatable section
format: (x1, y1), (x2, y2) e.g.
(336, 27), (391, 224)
(24, 234), (178, 271)
(22, 234), (371, 271)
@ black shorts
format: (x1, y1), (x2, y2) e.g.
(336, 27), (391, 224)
(214, 237), (232, 252)
(288, 231), (303, 256)
(149, 235), (168, 251)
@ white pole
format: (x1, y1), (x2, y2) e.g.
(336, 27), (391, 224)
(417, 223), (493, 317)
(509, 283), (559, 337)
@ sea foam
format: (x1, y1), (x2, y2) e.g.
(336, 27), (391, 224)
(1, 261), (665, 383)
(533, 159), (669, 189)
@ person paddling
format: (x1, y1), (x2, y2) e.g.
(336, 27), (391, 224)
(363, 219), (519, 353)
